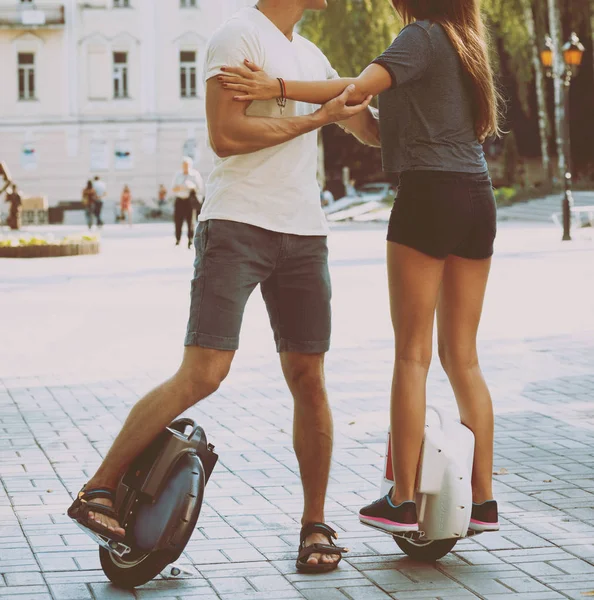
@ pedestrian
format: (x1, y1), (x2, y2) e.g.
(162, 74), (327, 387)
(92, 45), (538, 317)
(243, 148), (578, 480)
(92, 175), (106, 227)
(6, 185), (23, 230)
(158, 184), (167, 209)
(67, 0), (377, 574)
(171, 157), (204, 248)
(219, 0), (502, 536)
(82, 180), (97, 230)
(120, 185), (132, 226)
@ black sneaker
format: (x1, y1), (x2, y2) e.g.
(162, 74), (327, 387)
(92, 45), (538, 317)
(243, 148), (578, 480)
(359, 492), (418, 534)
(469, 500), (499, 532)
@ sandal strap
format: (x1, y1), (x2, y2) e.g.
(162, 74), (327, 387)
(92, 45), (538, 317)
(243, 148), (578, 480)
(298, 543), (348, 561)
(79, 486), (116, 502)
(82, 502), (118, 519)
(299, 522), (338, 547)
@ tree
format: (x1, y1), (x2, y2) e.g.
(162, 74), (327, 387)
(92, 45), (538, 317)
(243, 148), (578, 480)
(299, 0), (400, 187)
(547, 0), (567, 181)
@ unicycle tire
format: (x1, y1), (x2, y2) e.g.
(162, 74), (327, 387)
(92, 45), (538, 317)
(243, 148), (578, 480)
(394, 536), (457, 562)
(100, 452), (205, 588)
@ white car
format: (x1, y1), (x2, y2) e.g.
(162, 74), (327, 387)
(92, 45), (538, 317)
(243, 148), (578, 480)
(325, 182), (396, 214)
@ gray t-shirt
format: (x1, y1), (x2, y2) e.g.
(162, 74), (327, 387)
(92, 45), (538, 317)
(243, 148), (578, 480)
(373, 21), (488, 174)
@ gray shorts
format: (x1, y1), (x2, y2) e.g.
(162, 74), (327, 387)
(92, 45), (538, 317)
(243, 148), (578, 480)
(184, 219), (331, 353)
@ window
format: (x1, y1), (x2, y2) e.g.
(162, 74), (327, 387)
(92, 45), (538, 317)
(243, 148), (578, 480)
(113, 51), (128, 98)
(180, 51), (197, 98)
(18, 52), (35, 101)
(180, 0), (197, 7)
(114, 0), (130, 7)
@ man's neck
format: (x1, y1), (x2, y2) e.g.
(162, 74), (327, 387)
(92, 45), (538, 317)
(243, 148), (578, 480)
(256, 1), (304, 40)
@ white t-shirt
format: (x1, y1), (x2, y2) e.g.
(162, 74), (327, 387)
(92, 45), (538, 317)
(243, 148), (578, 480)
(201, 7), (338, 236)
(93, 179), (106, 199)
(171, 169), (205, 201)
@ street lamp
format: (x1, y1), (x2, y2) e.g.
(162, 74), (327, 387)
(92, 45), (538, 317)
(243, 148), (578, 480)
(541, 33), (585, 241)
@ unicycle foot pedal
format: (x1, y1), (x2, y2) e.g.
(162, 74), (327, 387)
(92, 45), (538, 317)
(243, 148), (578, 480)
(74, 521), (131, 558)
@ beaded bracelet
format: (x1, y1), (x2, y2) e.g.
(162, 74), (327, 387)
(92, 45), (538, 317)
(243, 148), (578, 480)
(276, 77), (287, 115)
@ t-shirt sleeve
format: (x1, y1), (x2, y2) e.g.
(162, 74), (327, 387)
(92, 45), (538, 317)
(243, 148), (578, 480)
(204, 21), (264, 82)
(372, 23), (433, 89)
(321, 53), (339, 80)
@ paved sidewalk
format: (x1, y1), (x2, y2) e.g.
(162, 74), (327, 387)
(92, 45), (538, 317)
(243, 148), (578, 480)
(1, 223), (593, 600)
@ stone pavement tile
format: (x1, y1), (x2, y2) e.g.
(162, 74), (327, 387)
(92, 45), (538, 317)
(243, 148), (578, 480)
(185, 549), (230, 564)
(300, 590), (347, 600)
(44, 570), (111, 585)
(0, 590), (52, 600)
(49, 583), (93, 600)
(482, 594), (564, 600)
(36, 553), (79, 571)
(208, 576), (254, 595)
(198, 561), (279, 579)
(389, 592), (478, 600)
(3, 571), (44, 586)
(548, 558), (594, 574)
(493, 546), (574, 563)
(248, 574), (296, 592)
(497, 576), (555, 593)
(453, 551), (506, 566)
(87, 583), (136, 600)
(512, 561), (565, 577)
(339, 584), (393, 599)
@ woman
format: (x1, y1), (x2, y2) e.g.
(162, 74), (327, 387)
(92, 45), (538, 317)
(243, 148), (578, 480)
(120, 185), (132, 226)
(82, 180), (97, 230)
(220, 0), (501, 534)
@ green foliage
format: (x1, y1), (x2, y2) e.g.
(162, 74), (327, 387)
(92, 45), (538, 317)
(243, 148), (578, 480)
(493, 186), (518, 206)
(299, 0), (400, 77)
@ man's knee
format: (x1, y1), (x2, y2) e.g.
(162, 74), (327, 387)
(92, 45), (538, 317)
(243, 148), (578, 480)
(282, 353), (326, 397)
(175, 346), (233, 408)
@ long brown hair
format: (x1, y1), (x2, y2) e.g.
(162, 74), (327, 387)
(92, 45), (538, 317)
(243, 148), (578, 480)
(391, 0), (502, 141)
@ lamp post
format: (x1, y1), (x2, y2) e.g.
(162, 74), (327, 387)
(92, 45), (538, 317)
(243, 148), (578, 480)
(541, 32), (585, 241)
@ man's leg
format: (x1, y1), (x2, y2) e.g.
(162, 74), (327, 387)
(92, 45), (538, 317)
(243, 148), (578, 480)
(261, 233), (337, 566)
(174, 198), (183, 244)
(85, 346), (234, 534)
(186, 203), (194, 248)
(280, 352), (338, 566)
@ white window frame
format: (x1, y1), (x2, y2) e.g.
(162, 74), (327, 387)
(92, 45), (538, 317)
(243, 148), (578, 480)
(113, 51), (129, 99)
(18, 52), (36, 101)
(180, 50), (197, 98)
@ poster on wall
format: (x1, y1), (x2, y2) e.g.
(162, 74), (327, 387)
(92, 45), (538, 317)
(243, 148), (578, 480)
(21, 143), (37, 170)
(114, 141), (133, 170)
(90, 139), (109, 171)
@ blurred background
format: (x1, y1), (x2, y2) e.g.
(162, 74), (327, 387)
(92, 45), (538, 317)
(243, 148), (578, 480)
(0, 0), (593, 221)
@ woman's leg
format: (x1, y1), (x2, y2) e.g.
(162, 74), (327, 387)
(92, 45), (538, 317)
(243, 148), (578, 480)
(387, 242), (445, 504)
(437, 255), (494, 503)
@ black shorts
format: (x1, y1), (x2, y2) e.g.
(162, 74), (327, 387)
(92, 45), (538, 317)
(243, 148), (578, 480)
(185, 219), (331, 353)
(387, 170), (497, 260)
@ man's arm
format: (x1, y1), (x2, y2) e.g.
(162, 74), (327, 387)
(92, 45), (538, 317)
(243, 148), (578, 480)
(207, 80), (372, 158)
(339, 106), (381, 147)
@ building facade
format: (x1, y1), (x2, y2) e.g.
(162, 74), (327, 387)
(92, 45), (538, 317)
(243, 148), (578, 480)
(0, 0), (251, 205)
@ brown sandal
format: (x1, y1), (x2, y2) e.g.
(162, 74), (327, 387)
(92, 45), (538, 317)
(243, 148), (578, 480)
(67, 485), (126, 544)
(296, 522), (348, 573)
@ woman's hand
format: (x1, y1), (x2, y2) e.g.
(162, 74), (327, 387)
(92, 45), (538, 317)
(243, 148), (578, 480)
(218, 60), (279, 102)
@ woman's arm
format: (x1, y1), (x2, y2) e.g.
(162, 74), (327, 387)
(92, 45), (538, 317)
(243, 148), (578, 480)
(219, 61), (392, 106)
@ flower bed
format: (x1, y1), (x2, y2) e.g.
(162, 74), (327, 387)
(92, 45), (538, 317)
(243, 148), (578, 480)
(0, 235), (100, 258)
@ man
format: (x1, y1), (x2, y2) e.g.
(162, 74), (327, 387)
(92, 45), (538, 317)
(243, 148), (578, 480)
(171, 157), (204, 248)
(6, 184), (23, 230)
(92, 176), (106, 227)
(67, 0), (379, 573)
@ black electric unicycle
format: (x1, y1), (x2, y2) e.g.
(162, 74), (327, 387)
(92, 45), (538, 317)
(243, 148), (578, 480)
(86, 418), (218, 588)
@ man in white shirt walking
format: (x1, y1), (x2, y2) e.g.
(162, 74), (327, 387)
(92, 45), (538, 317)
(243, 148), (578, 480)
(92, 175), (106, 227)
(171, 157), (205, 248)
(68, 0), (379, 574)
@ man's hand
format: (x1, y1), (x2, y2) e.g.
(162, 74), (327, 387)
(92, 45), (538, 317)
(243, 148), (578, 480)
(319, 85), (373, 124)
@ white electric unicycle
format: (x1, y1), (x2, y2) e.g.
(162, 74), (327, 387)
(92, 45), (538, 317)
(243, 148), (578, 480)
(379, 406), (479, 561)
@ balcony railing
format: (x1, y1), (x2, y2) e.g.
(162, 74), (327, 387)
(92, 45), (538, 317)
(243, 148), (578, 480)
(0, 4), (65, 28)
